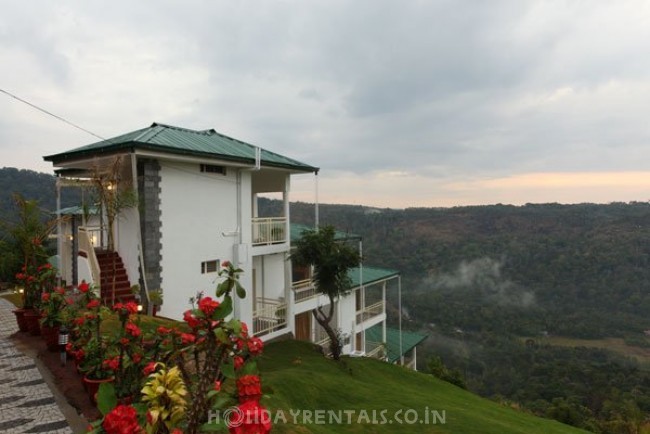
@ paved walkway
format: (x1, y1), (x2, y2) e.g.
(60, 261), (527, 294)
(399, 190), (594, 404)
(0, 298), (75, 434)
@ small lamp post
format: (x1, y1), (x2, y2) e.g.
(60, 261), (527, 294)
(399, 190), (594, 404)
(58, 326), (69, 367)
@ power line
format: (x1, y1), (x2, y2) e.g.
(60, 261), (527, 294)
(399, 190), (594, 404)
(0, 88), (108, 142)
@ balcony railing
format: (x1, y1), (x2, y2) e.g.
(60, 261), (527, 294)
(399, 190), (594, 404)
(292, 279), (317, 302)
(253, 298), (287, 336)
(252, 217), (287, 246)
(365, 341), (386, 360)
(78, 227), (100, 286)
(356, 300), (385, 324)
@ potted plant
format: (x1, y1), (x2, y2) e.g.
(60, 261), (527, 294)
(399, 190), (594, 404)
(39, 286), (67, 351)
(148, 288), (163, 316)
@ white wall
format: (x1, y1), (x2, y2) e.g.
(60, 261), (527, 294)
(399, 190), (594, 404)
(158, 161), (241, 320)
(115, 207), (140, 290)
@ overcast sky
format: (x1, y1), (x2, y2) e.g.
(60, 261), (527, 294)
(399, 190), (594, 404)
(2, 1), (650, 208)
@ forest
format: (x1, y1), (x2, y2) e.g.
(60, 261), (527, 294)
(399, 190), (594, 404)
(2, 167), (650, 432)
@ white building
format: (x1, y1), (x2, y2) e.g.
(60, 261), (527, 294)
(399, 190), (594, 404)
(44, 122), (424, 364)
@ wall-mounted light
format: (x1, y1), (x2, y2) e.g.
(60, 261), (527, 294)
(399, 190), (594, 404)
(137, 304), (143, 313)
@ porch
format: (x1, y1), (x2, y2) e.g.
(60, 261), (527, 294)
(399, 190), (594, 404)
(252, 297), (287, 336)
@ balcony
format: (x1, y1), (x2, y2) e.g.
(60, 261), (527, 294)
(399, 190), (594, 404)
(252, 217), (287, 246)
(356, 300), (385, 324)
(292, 279), (318, 303)
(253, 298), (287, 336)
(365, 341), (386, 360)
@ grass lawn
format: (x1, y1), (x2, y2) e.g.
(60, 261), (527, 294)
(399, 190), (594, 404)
(259, 340), (587, 434)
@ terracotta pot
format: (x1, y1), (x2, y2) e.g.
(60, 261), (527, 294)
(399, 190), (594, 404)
(24, 310), (41, 336)
(12, 309), (28, 332)
(40, 325), (60, 352)
(82, 376), (114, 406)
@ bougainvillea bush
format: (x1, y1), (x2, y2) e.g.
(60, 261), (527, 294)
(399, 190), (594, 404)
(89, 261), (272, 434)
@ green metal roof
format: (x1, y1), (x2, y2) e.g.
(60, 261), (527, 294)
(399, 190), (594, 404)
(366, 325), (428, 364)
(44, 122), (318, 173)
(290, 223), (361, 242)
(348, 266), (399, 288)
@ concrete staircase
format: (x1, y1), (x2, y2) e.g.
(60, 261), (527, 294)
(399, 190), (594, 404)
(95, 250), (135, 305)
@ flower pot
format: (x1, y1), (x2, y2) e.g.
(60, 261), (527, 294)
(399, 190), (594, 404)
(83, 376), (114, 405)
(24, 310), (41, 336)
(12, 309), (28, 333)
(40, 325), (60, 352)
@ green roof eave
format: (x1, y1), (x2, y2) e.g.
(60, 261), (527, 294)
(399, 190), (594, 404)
(44, 141), (318, 173)
(43, 122), (319, 174)
(366, 325), (428, 364)
(348, 266), (399, 288)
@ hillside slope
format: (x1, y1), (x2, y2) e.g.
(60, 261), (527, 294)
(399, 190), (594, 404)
(260, 340), (586, 434)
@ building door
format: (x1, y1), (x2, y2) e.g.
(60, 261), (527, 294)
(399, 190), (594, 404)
(295, 312), (311, 341)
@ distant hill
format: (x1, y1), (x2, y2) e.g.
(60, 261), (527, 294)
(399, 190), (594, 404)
(0, 167), (79, 225)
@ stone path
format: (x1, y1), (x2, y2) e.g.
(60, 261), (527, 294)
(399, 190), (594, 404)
(0, 298), (74, 434)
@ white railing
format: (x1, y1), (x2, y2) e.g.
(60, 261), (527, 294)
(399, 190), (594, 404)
(292, 279), (317, 302)
(314, 326), (331, 354)
(78, 227), (100, 285)
(356, 300), (385, 324)
(252, 217), (287, 246)
(253, 298), (287, 336)
(365, 341), (386, 359)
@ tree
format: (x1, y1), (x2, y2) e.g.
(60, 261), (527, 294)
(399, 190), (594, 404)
(290, 225), (360, 360)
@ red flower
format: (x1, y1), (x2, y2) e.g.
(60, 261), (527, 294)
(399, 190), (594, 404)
(236, 375), (262, 402)
(241, 322), (249, 338)
(125, 322), (141, 338)
(180, 333), (196, 345)
(103, 357), (120, 371)
(157, 326), (172, 335)
(86, 299), (100, 309)
(132, 353), (142, 364)
(66, 297), (74, 305)
(102, 404), (141, 434)
(143, 362), (157, 376)
(228, 400), (272, 434)
(214, 380), (222, 391)
(125, 302), (139, 315)
(113, 302), (124, 312)
(198, 296), (220, 317)
(183, 310), (201, 328)
(234, 356), (245, 370)
(41, 292), (50, 303)
(54, 286), (65, 295)
(222, 260), (231, 268)
(15, 272), (25, 280)
(78, 281), (89, 293)
(44, 263), (52, 269)
(247, 337), (264, 356)
(120, 338), (130, 346)
(74, 317), (85, 326)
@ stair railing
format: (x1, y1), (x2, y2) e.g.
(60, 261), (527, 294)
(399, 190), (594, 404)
(78, 226), (101, 287)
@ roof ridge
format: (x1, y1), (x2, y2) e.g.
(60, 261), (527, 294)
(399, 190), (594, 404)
(151, 122), (214, 136)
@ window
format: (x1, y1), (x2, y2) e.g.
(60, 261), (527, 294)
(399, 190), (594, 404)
(201, 260), (219, 274)
(200, 164), (226, 175)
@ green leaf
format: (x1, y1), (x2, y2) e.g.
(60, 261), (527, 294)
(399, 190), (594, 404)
(214, 328), (229, 344)
(226, 318), (242, 335)
(235, 281), (246, 299)
(97, 382), (117, 416)
(216, 280), (229, 297)
(214, 295), (233, 319)
(211, 394), (233, 411)
(242, 360), (258, 375)
(200, 420), (228, 431)
(221, 362), (236, 379)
